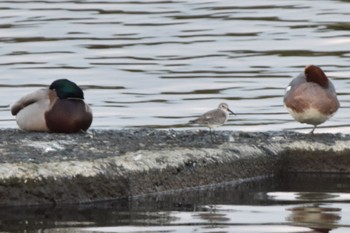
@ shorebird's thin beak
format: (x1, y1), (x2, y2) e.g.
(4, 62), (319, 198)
(228, 109), (236, 115)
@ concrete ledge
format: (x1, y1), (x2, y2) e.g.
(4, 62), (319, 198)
(0, 129), (349, 206)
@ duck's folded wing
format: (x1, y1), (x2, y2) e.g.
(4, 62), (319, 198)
(11, 89), (48, 115)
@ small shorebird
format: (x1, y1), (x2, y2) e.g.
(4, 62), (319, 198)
(11, 79), (93, 133)
(189, 102), (235, 140)
(284, 65), (339, 134)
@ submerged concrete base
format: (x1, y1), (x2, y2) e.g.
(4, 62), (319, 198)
(0, 129), (349, 206)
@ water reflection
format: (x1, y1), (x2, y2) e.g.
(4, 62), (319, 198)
(0, 175), (349, 232)
(268, 191), (344, 233)
(287, 204), (341, 233)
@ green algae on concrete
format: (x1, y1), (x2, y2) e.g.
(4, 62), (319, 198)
(0, 129), (349, 206)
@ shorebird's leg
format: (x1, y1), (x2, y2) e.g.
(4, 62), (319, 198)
(209, 128), (218, 143)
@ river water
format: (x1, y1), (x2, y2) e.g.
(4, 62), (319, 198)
(1, 0), (350, 133)
(1, 174), (350, 232)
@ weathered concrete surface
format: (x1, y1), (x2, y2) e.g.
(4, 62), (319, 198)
(0, 129), (349, 206)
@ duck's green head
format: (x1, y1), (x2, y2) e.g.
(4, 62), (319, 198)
(49, 79), (84, 99)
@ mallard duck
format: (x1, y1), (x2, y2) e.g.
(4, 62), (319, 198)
(11, 79), (93, 133)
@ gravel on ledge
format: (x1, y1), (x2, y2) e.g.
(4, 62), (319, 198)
(0, 128), (349, 206)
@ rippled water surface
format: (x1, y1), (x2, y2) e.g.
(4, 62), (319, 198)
(2, 174), (350, 232)
(1, 0), (350, 132)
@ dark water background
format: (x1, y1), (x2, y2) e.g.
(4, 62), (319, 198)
(1, 174), (350, 232)
(1, 0), (350, 133)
